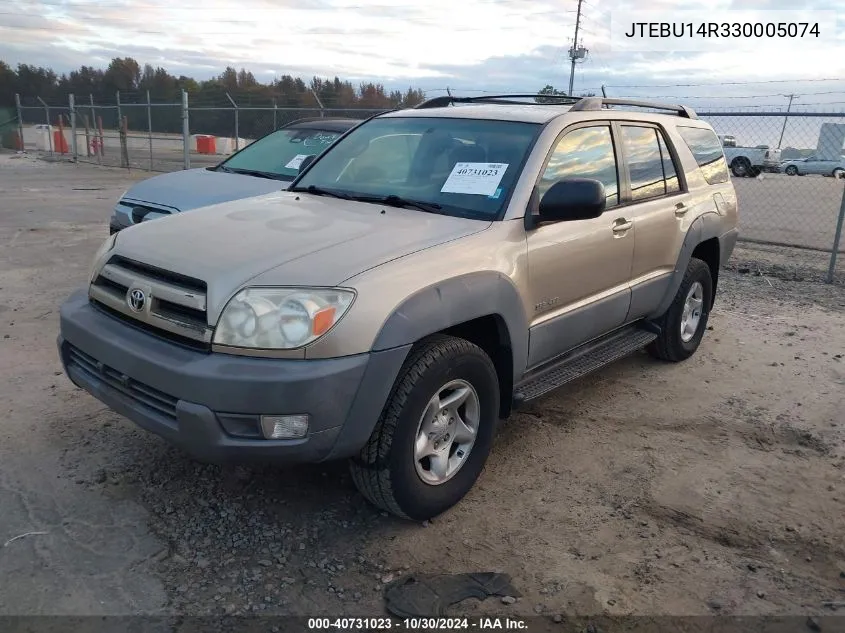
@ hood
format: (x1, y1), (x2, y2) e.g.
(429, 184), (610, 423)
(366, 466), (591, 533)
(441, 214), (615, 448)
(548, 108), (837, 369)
(111, 191), (491, 319)
(122, 168), (288, 212)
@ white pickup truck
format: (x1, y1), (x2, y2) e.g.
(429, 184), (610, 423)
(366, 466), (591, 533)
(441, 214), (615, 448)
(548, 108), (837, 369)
(718, 135), (781, 177)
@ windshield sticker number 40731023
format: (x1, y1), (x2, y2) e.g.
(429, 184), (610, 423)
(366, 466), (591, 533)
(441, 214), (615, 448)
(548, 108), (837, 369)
(441, 162), (509, 197)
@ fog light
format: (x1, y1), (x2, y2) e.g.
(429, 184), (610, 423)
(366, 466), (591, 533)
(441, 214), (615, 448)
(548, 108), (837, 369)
(260, 415), (309, 439)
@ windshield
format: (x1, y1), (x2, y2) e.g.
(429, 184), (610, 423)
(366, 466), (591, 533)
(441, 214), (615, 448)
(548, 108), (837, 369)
(219, 126), (345, 180)
(292, 116), (541, 219)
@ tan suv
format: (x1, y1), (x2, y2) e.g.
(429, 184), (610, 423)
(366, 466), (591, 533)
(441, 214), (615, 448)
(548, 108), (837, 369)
(57, 95), (738, 520)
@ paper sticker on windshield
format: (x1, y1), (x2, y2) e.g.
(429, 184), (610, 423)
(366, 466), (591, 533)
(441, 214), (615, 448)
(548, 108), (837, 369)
(441, 163), (509, 196)
(285, 154), (310, 170)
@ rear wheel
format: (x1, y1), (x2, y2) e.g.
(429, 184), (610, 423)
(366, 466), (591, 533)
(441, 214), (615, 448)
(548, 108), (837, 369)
(647, 258), (713, 363)
(349, 335), (499, 520)
(833, 168), (844, 179)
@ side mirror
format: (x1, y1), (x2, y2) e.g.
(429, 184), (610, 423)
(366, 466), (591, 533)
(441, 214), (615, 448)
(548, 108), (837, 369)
(538, 178), (606, 223)
(298, 154), (316, 173)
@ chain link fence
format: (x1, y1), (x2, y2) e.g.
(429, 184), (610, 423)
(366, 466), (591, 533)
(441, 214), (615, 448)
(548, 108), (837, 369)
(14, 91), (384, 172)
(8, 93), (845, 281)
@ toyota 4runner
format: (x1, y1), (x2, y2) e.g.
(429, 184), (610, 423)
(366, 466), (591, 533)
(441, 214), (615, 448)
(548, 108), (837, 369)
(58, 95), (738, 520)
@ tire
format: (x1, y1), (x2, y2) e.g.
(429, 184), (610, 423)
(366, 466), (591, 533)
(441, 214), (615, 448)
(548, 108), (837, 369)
(833, 168), (844, 179)
(647, 258), (713, 363)
(731, 158), (750, 177)
(785, 165), (798, 176)
(349, 335), (500, 520)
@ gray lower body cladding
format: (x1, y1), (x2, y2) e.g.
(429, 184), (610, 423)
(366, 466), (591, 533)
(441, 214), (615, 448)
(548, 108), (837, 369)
(57, 289), (409, 463)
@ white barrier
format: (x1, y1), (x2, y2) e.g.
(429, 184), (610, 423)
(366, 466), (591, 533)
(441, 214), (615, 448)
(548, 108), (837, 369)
(215, 137), (251, 155)
(34, 126), (54, 151)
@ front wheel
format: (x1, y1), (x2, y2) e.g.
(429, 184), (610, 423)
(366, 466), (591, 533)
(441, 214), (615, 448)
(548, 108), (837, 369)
(833, 168), (845, 179)
(731, 158), (751, 177)
(647, 258), (713, 363)
(350, 335), (499, 520)
(785, 165), (799, 176)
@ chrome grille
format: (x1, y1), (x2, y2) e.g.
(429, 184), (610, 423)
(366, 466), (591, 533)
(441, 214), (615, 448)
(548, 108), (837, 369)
(89, 255), (212, 347)
(65, 343), (178, 421)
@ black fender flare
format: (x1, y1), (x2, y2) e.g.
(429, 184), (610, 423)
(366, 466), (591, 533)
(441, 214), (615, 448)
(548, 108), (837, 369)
(371, 271), (529, 382)
(648, 212), (722, 319)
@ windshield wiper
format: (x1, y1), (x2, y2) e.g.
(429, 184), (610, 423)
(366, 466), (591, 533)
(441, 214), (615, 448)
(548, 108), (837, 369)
(219, 166), (287, 180)
(290, 184), (352, 200)
(354, 194), (444, 215)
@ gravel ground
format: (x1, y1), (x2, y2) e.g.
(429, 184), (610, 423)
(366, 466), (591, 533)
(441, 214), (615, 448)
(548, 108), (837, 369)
(1, 153), (844, 622)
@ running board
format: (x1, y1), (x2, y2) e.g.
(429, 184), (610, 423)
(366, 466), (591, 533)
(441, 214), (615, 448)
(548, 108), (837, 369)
(512, 325), (658, 405)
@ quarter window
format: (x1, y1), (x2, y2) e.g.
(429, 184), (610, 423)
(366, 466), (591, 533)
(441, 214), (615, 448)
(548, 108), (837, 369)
(540, 125), (619, 208)
(677, 126), (730, 185)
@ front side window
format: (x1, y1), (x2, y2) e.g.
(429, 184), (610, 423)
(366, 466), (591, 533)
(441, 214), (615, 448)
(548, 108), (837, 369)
(539, 125), (619, 208)
(220, 127), (344, 181)
(677, 126), (730, 185)
(293, 116), (541, 219)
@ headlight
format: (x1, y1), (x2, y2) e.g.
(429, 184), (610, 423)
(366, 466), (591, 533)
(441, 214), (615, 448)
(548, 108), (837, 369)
(89, 233), (117, 282)
(213, 287), (355, 349)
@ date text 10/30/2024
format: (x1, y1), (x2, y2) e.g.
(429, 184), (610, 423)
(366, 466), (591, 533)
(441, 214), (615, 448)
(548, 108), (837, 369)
(307, 617), (528, 630)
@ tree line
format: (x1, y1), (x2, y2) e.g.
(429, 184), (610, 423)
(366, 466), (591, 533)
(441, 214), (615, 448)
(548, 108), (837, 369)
(0, 57), (590, 139)
(0, 57), (429, 138)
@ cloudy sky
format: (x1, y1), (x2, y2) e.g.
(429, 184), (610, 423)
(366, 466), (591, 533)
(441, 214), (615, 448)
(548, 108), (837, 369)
(1, 0), (844, 109)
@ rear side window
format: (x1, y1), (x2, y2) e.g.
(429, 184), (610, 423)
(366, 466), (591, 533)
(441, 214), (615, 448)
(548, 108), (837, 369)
(677, 126), (730, 185)
(657, 132), (680, 193)
(620, 126), (681, 201)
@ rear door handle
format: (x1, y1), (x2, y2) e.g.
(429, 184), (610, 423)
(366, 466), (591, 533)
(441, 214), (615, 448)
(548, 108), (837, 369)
(674, 202), (688, 217)
(612, 218), (633, 233)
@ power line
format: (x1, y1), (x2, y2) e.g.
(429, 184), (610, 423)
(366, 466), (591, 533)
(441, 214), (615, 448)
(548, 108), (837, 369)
(612, 90), (845, 99)
(606, 78), (845, 88)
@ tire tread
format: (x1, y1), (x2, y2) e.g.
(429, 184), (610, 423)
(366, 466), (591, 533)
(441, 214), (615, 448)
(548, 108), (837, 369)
(349, 334), (489, 519)
(647, 257), (712, 362)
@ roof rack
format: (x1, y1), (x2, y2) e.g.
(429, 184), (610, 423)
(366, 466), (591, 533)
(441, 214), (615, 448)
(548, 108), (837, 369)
(414, 94), (698, 119)
(570, 97), (698, 119)
(415, 94), (581, 109)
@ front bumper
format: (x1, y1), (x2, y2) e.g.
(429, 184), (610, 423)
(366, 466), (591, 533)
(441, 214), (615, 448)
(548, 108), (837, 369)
(58, 290), (409, 463)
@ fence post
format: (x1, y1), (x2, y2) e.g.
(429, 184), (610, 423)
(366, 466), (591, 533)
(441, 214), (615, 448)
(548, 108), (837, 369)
(57, 113), (65, 155)
(181, 89), (190, 170)
(89, 94), (100, 163)
(97, 115), (104, 161)
(310, 89), (325, 118)
(115, 90), (122, 132)
(827, 183), (845, 284)
(273, 98), (277, 130)
(82, 113), (91, 157)
(226, 92), (239, 151)
(14, 93), (24, 151)
(37, 96), (53, 155)
(69, 93), (78, 161)
(146, 90), (153, 171)
(120, 115), (130, 169)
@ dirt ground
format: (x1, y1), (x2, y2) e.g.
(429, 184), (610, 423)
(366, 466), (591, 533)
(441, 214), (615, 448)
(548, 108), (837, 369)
(0, 153), (843, 622)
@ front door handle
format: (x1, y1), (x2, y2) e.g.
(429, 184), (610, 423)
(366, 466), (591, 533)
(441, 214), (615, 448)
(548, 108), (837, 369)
(612, 218), (633, 233)
(674, 202), (688, 217)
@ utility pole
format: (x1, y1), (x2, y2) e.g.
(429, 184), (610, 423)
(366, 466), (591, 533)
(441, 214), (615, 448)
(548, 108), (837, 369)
(568, 0), (585, 96)
(777, 93), (797, 148)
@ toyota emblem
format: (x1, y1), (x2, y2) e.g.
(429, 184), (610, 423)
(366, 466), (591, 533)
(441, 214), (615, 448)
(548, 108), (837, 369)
(127, 288), (147, 312)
